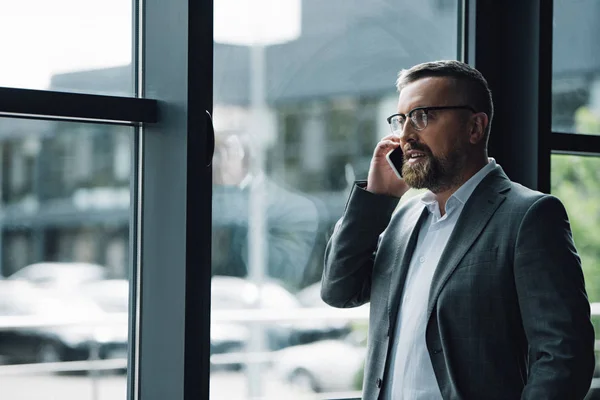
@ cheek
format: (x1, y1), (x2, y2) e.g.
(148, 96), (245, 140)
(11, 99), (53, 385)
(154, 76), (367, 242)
(421, 136), (448, 159)
(434, 131), (466, 156)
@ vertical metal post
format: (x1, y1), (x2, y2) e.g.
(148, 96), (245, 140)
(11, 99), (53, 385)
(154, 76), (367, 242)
(466, 0), (547, 191)
(247, 43), (267, 399)
(89, 339), (101, 400)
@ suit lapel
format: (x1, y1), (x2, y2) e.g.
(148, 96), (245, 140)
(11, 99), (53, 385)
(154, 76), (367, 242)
(387, 203), (429, 333)
(426, 169), (511, 320)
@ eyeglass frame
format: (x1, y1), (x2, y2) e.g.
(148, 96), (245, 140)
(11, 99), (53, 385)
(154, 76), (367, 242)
(386, 105), (477, 132)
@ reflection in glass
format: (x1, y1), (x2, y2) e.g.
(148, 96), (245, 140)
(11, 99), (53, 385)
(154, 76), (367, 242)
(552, 0), (600, 134)
(212, 0), (459, 398)
(0, 118), (131, 399)
(0, 0), (132, 95)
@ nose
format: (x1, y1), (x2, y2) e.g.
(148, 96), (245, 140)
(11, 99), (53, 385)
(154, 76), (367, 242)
(397, 125), (418, 148)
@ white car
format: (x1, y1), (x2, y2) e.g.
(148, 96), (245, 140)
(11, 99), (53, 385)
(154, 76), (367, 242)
(8, 262), (108, 288)
(271, 332), (367, 393)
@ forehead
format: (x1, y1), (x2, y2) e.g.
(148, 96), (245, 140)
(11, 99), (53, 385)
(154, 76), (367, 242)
(397, 77), (457, 112)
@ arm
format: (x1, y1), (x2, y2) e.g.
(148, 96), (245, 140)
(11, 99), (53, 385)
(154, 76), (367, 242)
(515, 195), (595, 400)
(320, 181), (399, 308)
(266, 208), (320, 286)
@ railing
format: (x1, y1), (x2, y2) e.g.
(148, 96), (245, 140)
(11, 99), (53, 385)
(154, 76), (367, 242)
(0, 307), (368, 400)
(0, 302), (598, 400)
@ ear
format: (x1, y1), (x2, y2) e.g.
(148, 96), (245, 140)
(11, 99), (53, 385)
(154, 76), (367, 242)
(468, 112), (488, 145)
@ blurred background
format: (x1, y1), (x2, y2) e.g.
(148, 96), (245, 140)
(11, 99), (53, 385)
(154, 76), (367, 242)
(0, 0), (599, 399)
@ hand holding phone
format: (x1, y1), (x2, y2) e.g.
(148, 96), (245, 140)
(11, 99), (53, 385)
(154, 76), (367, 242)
(385, 147), (404, 180)
(366, 135), (409, 197)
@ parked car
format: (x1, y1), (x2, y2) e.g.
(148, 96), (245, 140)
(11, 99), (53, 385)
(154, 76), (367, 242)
(71, 277), (251, 372)
(210, 322), (250, 371)
(74, 279), (130, 363)
(271, 330), (367, 393)
(78, 279), (129, 314)
(0, 281), (127, 365)
(8, 262), (108, 288)
(295, 281), (360, 342)
(211, 276), (348, 352)
(211, 276), (298, 351)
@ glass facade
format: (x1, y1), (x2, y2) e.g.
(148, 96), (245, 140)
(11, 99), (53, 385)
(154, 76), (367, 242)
(551, 153), (600, 379)
(0, 0), (133, 95)
(551, 1), (600, 380)
(552, 0), (600, 134)
(211, 0), (458, 397)
(1, 1), (600, 399)
(0, 118), (131, 399)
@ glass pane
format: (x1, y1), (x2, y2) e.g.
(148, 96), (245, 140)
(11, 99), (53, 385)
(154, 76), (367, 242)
(551, 154), (600, 379)
(552, 0), (600, 134)
(0, 0), (132, 95)
(211, 0), (459, 398)
(0, 118), (131, 399)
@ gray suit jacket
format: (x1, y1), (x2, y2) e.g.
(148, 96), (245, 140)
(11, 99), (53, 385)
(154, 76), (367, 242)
(321, 167), (595, 400)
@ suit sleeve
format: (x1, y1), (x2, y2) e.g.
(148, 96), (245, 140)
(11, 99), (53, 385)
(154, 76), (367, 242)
(514, 195), (595, 400)
(266, 194), (320, 286)
(321, 181), (399, 308)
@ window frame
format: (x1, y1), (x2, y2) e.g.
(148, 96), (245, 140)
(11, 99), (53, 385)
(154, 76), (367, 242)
(0, 1), (214, 400)
(464, 0), (554, 192)
(8, 0), (600, 399)
(544, 1), (600, 182)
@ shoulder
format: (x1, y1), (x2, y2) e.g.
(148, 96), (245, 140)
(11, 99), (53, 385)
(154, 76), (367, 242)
(505, 181), (562, 209)
(502, 181), (569, 225)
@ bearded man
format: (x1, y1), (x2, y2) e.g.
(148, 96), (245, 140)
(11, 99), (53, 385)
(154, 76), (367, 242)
(321, 60), (595, 400)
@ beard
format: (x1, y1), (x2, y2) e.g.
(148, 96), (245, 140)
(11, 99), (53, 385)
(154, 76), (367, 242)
(401, 143), (467, 193)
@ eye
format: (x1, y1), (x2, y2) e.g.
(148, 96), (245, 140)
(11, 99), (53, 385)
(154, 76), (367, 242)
(411, 109), (428, 129)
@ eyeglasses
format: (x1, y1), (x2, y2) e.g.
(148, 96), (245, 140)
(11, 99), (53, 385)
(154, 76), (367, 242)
(386, 105), (477, 133)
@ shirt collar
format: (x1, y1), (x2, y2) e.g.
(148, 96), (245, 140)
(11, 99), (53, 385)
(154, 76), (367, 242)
(421, 158), (498, 215)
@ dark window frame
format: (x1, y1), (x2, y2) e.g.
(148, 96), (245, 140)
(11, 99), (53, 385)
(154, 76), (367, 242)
(543, 1), (600, 186)
(0, 1), (213, 400)
(7, 0), (600, 399)
(0, 87), (158, 125)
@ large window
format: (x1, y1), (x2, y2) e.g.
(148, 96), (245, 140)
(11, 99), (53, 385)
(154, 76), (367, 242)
(0, 0), (132, 95)
(550, 154), (600, 381)
(551, 0), (600, 309)
(552, 0), (600, 134)
(550, 0), (600, 387)
(0, 118), (132, 399)
(6, 1), (600, 399)
(211, 0), (459, 397)
(0, 0), (161, 396)
(551, 155), (600, 302)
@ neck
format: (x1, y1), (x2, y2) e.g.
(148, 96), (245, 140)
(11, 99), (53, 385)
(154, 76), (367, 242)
(434, 155), (488, 216)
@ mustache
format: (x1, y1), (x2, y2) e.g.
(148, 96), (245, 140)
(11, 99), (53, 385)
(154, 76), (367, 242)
(404, 144), (431, 154)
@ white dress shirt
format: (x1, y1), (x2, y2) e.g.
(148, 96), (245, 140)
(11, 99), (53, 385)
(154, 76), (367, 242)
(383, 158), (499, 400)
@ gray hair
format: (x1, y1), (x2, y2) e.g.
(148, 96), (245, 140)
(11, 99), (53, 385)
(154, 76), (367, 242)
(396, 60), (494, 145)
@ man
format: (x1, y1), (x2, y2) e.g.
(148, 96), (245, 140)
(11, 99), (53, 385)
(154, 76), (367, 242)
(321, 60), (595, 399)
(212, 132), (321, 288)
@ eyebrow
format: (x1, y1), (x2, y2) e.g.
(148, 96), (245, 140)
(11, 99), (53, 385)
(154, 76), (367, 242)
(397, 104), (425, 114)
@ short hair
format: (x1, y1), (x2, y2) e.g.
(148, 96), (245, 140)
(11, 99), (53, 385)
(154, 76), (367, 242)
(396, 60), (494, 144)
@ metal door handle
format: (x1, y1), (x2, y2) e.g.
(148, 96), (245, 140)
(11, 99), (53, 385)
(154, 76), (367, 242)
(205, 110), (215, 167)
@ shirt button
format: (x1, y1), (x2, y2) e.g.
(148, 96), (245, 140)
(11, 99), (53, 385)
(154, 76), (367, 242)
(376, 378), (382, 388)
(419, 256), (426, 263)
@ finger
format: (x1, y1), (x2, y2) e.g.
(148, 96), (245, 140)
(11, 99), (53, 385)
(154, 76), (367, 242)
(374, 140), (401, 155)
(381, 133), (402, 142)
(377, 139), (401, 148)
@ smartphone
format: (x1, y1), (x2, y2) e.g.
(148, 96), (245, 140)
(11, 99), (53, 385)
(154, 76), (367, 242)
(385, 147), (404, 179)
